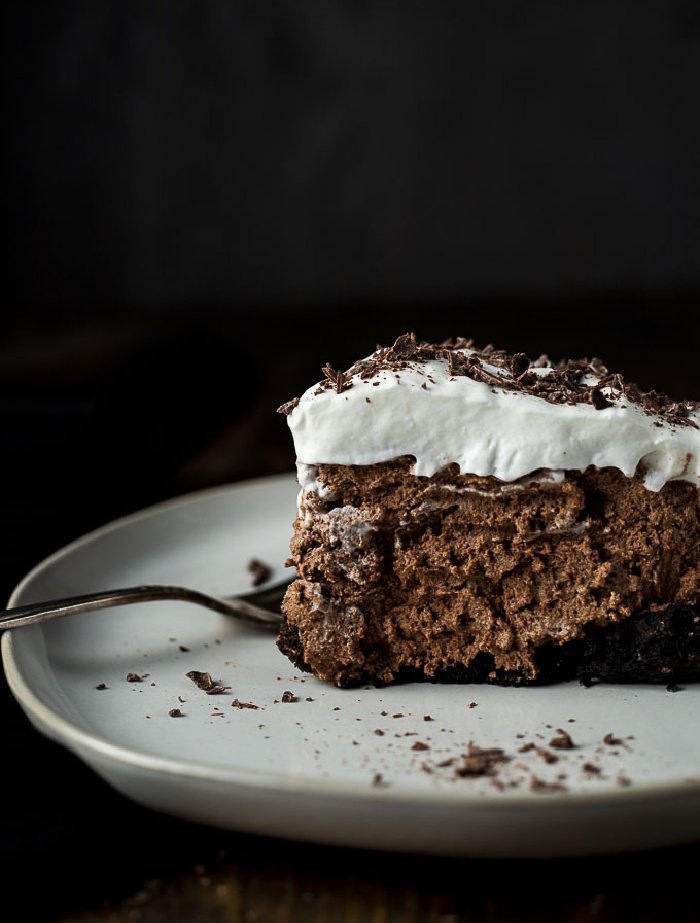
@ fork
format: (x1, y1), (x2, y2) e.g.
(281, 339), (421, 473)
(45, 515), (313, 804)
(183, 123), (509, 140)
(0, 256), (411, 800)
(0, 578), (293, 631)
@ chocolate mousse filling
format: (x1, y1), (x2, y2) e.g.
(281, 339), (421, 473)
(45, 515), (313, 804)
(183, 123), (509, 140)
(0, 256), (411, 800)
(278, 460), (699, 687)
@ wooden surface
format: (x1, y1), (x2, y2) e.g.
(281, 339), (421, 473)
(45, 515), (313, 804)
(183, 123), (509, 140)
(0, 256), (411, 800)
(2, 303), (699, 922)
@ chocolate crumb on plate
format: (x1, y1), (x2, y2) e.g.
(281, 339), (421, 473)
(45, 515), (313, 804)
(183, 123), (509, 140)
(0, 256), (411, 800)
(455, 743), (510, 778)
(468, 702), (478, 709)
(411, 741), (430, 752)
(281, 690), (297, 703)
(583, 762), (602, 775)
(666, 683), (684, 692)
(168, 708), (183, 718)
(530, 776), (568, 793)
(186, 670), (230, 695)
(549, 729), (576, 749)
(231, 698), (259, 710)
(95, 683), (107, 690)
(178, 645), (190, 653)
(126, 673), (142, 683)
(603, 733), (624, 746)
(248, 558), (271, 586)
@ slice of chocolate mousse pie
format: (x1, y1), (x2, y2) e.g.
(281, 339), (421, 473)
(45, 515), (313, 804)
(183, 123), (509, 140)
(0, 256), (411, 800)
(277, 334), (700, 688)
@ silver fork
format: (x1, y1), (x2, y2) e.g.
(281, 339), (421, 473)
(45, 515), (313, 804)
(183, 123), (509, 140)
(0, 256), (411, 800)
(0, 578), (293, 631)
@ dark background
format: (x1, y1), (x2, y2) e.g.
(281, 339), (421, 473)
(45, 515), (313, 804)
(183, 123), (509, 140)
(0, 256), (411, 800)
(3, 2), (699, 919)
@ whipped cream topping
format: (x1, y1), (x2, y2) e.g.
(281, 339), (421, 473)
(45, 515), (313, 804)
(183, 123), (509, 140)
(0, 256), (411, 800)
(285, 348), (700, 492)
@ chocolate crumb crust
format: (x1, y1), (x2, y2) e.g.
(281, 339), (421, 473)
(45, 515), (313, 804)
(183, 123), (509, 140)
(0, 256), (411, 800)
(278, 601), (700, 688)
(278, 332), (699, 427)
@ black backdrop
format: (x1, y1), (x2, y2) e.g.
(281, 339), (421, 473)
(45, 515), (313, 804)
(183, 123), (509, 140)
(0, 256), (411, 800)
(7, 1), (700, 307)
(3, 3), (700, 918)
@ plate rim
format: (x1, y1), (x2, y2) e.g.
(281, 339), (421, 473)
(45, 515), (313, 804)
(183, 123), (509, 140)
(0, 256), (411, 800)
(3, 475), (700, 812)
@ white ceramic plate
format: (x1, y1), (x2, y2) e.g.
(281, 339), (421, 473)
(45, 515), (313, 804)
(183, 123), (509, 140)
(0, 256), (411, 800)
(3, 474), (699, 858)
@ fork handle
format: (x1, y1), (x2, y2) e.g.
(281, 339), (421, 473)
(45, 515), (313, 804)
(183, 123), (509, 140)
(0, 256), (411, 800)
(0, 585), (281, 630)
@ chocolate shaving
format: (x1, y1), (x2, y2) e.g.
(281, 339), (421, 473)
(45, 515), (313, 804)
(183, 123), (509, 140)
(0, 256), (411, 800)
(389, 332), (421, 359)
(589, 387), (612, 409)
(321, 363), (350, 394)
(276, 396), (300, 416)
(511, 352), (530, 378)
(279, 332), (698, 428)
